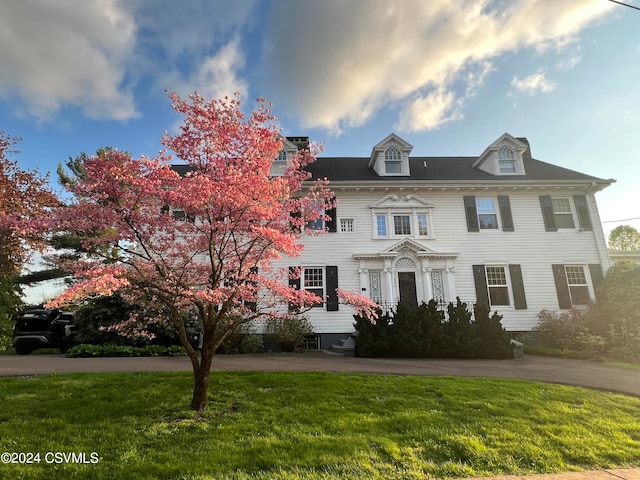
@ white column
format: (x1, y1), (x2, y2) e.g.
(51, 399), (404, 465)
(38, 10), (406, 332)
(445, 267), (456, 301)
(384, 268), (394, 305)
(422, 265), (433, 301)
(358, 268), (369, 298)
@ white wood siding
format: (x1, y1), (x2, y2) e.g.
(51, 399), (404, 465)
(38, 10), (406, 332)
(274, 188), (608, 333)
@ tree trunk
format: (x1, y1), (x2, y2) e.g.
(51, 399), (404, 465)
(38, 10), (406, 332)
(190, 362), (211, 412)
(189, 334), (217, 412)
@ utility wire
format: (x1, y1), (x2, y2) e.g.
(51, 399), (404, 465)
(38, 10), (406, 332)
(602, 216), (640, 223)
(608, 0), (640, 11)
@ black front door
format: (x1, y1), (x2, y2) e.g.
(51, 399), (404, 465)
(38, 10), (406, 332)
(398, 272), (418, 306)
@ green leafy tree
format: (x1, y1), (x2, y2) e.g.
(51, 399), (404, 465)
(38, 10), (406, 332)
(608, 225), (640, 251)
(0, 279), (22, 352)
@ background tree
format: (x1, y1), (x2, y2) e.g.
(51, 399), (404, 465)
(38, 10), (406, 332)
(15, 147), (125, 288)
(608, 225), (640, 251)
(0, 131), (60, 349)
(0, 131), (60, 279)
(45, 92), (345, 412)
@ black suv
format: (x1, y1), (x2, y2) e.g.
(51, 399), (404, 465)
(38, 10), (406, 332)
(12, 309), (75, 355)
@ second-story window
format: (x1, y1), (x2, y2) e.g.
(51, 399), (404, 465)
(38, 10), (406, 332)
(552, 198), (575, 228)
(393, 215), (411, 235)
(476, 198), (499, 229)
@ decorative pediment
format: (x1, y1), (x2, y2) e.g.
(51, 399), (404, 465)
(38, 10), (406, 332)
(383, 238), (436, 255)
(369, 194), (435, 210)
(353, 239), (458, 260)
(473, 133), (528, 176)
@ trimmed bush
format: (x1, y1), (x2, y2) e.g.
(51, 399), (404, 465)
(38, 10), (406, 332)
(66, 343), (185, 357)
(354, 298), (512, 359)
(265, 316), (313, 352)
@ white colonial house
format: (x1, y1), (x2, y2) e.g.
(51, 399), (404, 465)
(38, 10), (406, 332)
(273, 133), (614, 350)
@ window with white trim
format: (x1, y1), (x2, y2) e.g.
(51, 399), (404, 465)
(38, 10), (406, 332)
(374, 211), (432, 238)
(303, 267), (324, 308)
(393, 215), (411, 235)
(497, 146), (516, 174)
(486, 266), (510, 306)
(339, 218), (355, 233)
(376, 215), (388, 237)
(552, 198), (575, 229)
(384, 147), (402, 174)
(417, 214), (429, 236)
(476, 198), (499, 229)
(305, 200), (325, 231)
(564, 265), (590, 305)
(270, 150), (288, 176)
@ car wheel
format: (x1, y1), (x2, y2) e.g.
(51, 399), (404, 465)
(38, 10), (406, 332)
(15, 345), (33, 355)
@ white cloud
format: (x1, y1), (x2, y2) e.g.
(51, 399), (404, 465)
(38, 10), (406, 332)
(0, 0), (137, 120)
(397, 88), (462, 132)
(261, 0), (614, 132)
(510, 70), (557, 95)
(0, 0), (259, 121)
(160, 38), (249, 101)
(555, 45), (583, 72)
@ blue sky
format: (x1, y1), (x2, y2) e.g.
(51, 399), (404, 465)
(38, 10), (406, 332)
(1, 0), (639, 244)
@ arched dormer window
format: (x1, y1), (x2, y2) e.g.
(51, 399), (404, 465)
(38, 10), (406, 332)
(497, 146), (516, 174)
(270, 150), (288, 176)
(384, 147), (402, 174)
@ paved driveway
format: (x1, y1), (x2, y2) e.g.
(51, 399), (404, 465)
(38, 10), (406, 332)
(1, 352), (639, 397)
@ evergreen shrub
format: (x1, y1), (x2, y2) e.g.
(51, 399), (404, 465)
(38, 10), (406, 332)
(354, 297), (512, 359)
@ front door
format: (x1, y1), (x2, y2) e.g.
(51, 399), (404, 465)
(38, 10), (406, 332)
(398, 272), (418, 306)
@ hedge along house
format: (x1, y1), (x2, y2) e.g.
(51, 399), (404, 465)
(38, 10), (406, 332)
(272, 133), (614, 350)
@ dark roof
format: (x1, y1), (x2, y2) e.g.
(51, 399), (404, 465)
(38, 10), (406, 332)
(305, 156), (610, 184)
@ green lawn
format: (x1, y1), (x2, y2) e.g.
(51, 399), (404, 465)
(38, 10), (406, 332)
(0, 372), (639, 480)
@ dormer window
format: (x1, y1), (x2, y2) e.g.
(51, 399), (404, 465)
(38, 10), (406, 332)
(369, 134), (413, 176)
(473, 133), (527, 176)
(384, 147), (402, 174)
(497, 146), (516, 174)
(270, 150), (288, 176)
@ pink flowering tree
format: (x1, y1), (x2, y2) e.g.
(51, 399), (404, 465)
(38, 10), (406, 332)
(45, 92), (378, 412)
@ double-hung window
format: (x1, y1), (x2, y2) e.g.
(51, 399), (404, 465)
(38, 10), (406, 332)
(476, 198), (499, 229)
(393, 215), (411, 235)
(303, 267), (324, 308)
(564, 266), (590, 306)
(289, 266), (339, 312)
(485, 266), (510, 306)
(551, 198), (575, 229)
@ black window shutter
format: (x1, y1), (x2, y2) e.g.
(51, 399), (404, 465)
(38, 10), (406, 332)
(464, 196), (479, 232)
(589, 264), (604, 297)
(290, 209), (301, 233)
(472, 265), (489, 306)
(325, 266), (339, 311)
(498, 195), (514, 232)
(573, 195), (592, 231)
(539, 196), (557, 232)
(326, 200), (337, 233)
(288, 266), (301, 312)
(245, 266), (258, 312)
(552, 264), (572, 309)
(509, 264), (527, 310)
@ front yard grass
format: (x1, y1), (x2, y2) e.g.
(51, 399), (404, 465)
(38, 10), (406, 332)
(0, 371), (639, 479)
